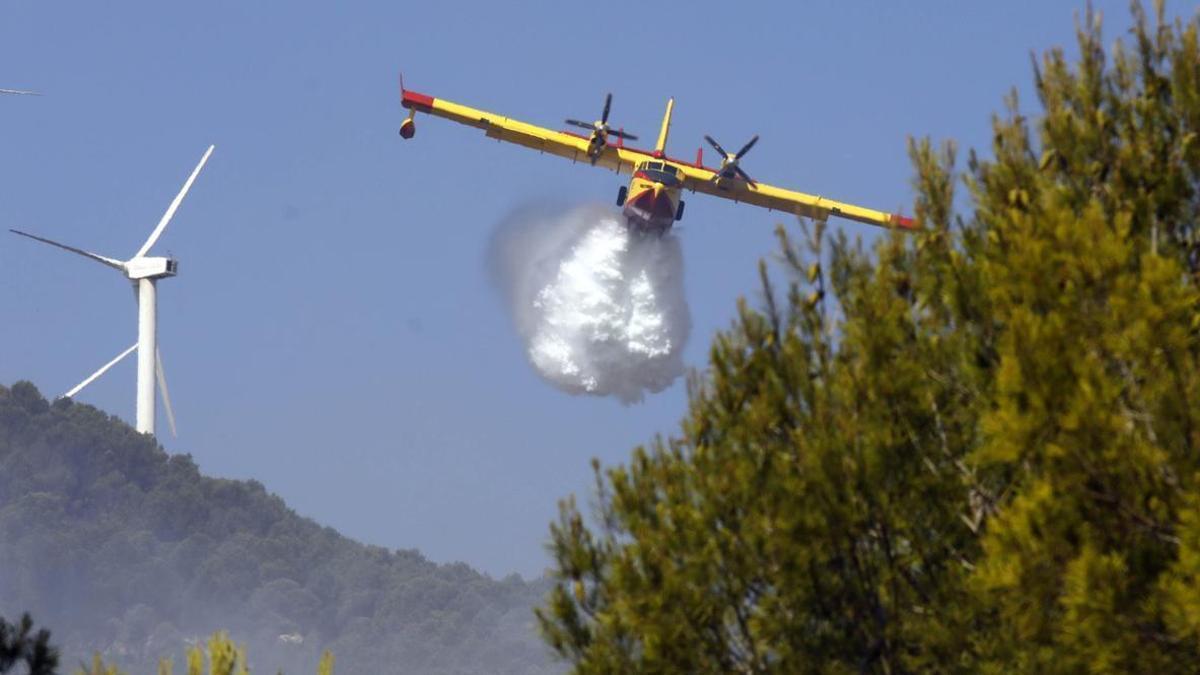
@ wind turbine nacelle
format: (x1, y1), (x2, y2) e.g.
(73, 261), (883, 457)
(126, 256), (178, 279)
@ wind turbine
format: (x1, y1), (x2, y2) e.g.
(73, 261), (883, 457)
(0, 88), (40, 96)
(11, 145), (214, 437)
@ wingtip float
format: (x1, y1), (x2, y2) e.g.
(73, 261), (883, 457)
(397, 74), (915, 236)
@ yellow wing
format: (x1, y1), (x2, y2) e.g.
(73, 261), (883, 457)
(400, 82), (914, 230)
(674, 162), (915, 230)
(401, 88), (654, 176)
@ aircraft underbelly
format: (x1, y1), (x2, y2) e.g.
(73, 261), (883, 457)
(623, 187), (676, 235)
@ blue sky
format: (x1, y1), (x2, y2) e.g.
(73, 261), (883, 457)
(0, 1), (1177, 577)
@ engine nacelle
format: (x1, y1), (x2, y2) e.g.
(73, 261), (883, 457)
(586, 132), (606, 159)
(399, 118), (416, 139)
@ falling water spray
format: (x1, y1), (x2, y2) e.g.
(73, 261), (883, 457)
(488, 203), (691, 404)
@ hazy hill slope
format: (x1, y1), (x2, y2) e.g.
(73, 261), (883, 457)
(0, 381), (556, 674)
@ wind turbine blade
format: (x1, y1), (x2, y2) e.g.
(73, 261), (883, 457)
(135, 145), (214, 258)
(63, 343), (138, 399)
(155, 347), (178, 437)
(0, 88), (41, 96)
(10, 229), (124, 270)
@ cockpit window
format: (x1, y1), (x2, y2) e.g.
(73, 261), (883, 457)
(638, 162), (682, 187)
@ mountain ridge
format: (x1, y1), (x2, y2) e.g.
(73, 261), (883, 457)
(0, 381), (557, 674)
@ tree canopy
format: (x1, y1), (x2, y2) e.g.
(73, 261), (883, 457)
(0, 613), (57, 675)
(0, 382), (556, 675)
(537, 2), (1200, 672)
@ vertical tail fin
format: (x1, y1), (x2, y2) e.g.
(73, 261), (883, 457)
(654, 98), (674, 154)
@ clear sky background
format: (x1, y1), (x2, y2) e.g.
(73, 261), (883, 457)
(1, 1), (1183, 578)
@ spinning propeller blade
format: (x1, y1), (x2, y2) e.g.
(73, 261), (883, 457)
(736, 135), (759, 159)
(566, 94), (636, 142)
(705, 133), (759, 186)
(704, 135), (729, 157)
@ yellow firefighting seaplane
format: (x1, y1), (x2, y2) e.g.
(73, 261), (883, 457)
(398, 78), (914, 236)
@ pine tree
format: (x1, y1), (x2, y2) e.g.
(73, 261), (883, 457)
(536, 2), (1200, 671)
(0, 613), (58, 675)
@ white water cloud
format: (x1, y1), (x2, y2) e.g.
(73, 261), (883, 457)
(488, 203), (690, 404)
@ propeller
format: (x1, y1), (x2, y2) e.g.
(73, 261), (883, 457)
(566, 93), (638, 143)
(705, 134), (759, 186)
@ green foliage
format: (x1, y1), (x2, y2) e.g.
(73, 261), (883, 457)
(197, 632), (248, 675)
(315, 650), (333, 675)
(78, 652), (124, 675)
(0, 613), (58, 674)
(0, 383), (555, 675)
(19, 625), (328, 675)
(537, 2), (1200, 672)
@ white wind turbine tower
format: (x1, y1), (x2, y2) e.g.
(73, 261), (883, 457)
(11, 145), (214, 437)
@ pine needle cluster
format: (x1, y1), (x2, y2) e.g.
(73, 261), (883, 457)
(537, 2), (1200, 672)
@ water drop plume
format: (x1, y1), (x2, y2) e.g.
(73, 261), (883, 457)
(487, 203), (691, 404)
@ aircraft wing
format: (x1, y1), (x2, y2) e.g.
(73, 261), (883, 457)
(675, 162), (915, 230)
(401, 88), (649, 175)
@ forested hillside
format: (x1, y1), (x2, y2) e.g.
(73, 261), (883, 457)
(0, 382), (556, 674)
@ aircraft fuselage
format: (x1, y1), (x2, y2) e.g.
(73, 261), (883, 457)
(621, 160), (683, 236)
